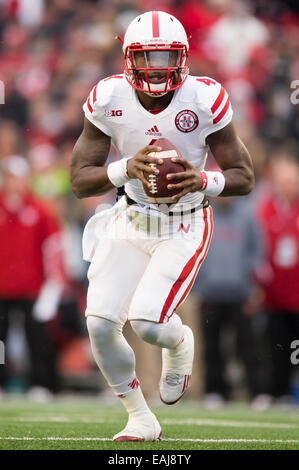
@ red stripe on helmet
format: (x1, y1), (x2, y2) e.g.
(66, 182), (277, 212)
(152, 11), (160, 37)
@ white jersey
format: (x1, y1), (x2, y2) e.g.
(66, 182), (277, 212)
(83, 74), (233, 208)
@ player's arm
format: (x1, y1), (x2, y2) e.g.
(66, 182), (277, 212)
(167, 121), (254, 200)
(71, 117), (163, 198)
(70, 117), (113, 198)
(205, 120), (254, 196)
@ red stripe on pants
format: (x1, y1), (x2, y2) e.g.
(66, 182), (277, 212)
(159, 207), (212, 323)
(172, 207), (214, 315)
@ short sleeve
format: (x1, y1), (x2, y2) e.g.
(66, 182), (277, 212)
(82, 82), (112, 137)
(198, 78), (233, 143)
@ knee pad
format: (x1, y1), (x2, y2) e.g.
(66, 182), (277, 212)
(86, 316), (122, 348)
(86, 316), (136, 393)
(131, 314), (183, 349)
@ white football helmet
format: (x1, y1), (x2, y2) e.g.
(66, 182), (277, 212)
(121, 11), (189, 97)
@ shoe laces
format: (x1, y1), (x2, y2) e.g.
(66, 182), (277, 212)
(164, 373), (183, 386)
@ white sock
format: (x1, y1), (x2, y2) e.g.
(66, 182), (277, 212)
(119, 387), (153, 419)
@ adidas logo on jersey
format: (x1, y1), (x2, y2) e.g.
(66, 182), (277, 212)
(145, 125), (162, 136)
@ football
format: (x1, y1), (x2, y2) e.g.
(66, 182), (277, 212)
(143, 138), (185, 204)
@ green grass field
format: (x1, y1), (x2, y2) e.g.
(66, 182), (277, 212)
(0, 395), (298, 451)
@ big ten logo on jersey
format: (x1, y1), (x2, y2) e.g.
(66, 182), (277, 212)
(105, 109), (123, 117)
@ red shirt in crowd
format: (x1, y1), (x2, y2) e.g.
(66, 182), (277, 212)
(0, 191), (65, 299)
(257, 195), (299, 312)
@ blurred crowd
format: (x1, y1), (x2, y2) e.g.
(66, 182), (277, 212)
(0, 0), (299, 407)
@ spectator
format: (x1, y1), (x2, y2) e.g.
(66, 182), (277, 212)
(0, 155), (66, 400)
(193, 196), (266, 409)
(205, 0), (269, 77)
(256, 154), (299, 403)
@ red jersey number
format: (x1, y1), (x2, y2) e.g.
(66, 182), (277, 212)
(196, 78), (216, 86)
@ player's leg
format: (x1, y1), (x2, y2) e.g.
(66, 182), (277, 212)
(85, 238), (161, 441)
(86, 316), (136, 396)
(131, 312), (184, 349)
(129, 206), (213, 404)
(86, 315), (161, 441)
(131, 314), (193, 405)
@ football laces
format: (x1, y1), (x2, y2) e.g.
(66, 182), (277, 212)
(147, 163), (158, 194)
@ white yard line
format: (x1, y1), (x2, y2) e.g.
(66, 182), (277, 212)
(162, 418), (299, 429)
(7, 417), (111, 423)
(166, 438), (299, 443)
(0, 437), (298, 444)
(4, 416), (299, 429)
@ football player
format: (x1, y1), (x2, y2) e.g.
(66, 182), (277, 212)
(71, 11), (254, 441)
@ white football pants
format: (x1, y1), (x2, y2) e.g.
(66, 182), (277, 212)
(85, 206), (213, 396)
(86, 206), (213, 325)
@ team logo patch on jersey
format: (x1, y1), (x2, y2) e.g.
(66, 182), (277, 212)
(175, 110), (199, 133)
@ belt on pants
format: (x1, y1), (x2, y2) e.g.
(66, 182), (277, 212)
(124, 193), (209, 217)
